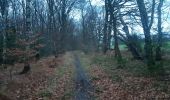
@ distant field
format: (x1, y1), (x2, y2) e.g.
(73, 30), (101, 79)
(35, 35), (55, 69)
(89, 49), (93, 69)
(111, 44), (127, 50)
(110, 41), (170, 51)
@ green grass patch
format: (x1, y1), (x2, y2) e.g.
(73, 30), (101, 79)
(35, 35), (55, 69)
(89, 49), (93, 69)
(62, 88), (75, 100)
(125, 60), (149, 77)
(92, 55), (116, 67)
(111, 44), (127, 50)
(78, 52), (92, 71)
(91, 54), (125, 82)
(153, 81), (169, 93)
(56, 63), (72, 77)
(164, 41), (170, 49)
(110, 74), (123, 82)
(38, 90), (52, 98)
(91, 53), (151, 78)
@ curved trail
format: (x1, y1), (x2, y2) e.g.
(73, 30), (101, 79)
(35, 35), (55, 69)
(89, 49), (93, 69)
(74, 54), (93, 100)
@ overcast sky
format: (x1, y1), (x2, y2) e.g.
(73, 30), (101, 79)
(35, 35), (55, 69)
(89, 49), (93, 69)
(71, 0), (170, 33)
(91, 0), (104, 6)
(93, 0), (170, 33)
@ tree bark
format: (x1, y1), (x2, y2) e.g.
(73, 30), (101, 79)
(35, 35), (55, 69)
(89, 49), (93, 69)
(113, 15), (121, 59)
(136, 0), (155, 66)
(24, 0), (32, 71)
(108, 0), (122, 61)
(0, 0), (8, 68)
(119, 17), (142, 60)
(156, 0), (163, 61)
(103, 0), (109, 53)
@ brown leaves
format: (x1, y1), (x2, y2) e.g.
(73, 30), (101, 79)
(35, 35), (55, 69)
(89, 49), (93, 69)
(1, 53), (74, 100)
(89, 65), (170, 100)
(0, 53), (68, 99)
(6, 48), (25, 57)
(90, 66), (130, 100)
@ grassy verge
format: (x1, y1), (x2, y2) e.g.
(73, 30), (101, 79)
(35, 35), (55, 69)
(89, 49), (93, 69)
(44, 52), (75, 100)
(80, 51), (170, 99)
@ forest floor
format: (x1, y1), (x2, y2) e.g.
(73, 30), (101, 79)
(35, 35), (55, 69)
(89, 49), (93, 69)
(79, 51), (170, 100)
(0, 52), (75, 100)
(0, 51), (170, 100)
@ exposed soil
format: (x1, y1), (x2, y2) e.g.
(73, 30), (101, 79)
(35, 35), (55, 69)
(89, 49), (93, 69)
(74, 54), (94, 100)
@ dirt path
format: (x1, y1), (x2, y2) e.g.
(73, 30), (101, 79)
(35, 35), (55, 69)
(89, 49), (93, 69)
(74, 54), (93, 100)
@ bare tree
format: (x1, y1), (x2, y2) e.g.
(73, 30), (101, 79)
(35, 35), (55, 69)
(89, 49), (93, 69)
(103, 0), (110, 53)
(22, 0), (32, 72)
(0, 0), (9, 68)
(136, 0), (155, 66)
(156, 0), (163, 61)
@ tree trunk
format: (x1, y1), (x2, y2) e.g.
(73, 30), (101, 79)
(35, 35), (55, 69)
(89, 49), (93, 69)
(0, 0), (8, 68)
(103, 0), (109, 54)
(136, 0), (155, 66)
(23, 0), (32, 72)
(156, 0), (163, 61)
(113, 15), (122, 60)
(108, 0), (122, 62)
(119, 17), (142, 60)
(2, 14), (7, 67)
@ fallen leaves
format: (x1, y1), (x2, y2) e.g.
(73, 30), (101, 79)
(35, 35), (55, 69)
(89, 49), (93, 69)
(89, 65), (170, 100)
(0, 52), (75, 100)
(90, 65), (130, 100)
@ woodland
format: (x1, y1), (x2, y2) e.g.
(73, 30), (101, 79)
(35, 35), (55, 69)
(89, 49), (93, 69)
(0, 0), (170, 99)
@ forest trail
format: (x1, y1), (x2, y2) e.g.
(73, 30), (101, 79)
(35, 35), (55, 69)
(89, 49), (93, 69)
(74, 54), (93, 100)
